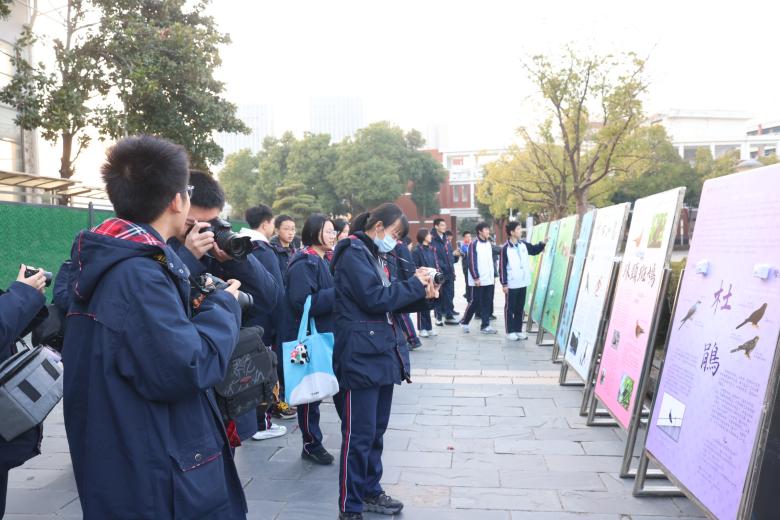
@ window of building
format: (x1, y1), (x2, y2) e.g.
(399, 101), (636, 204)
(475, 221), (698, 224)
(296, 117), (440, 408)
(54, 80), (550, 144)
(452, 185), (459, 202)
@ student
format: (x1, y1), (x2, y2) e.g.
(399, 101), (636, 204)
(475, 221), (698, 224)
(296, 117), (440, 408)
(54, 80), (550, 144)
(331, 203), (437, 519)
(271, 215), (298, 278)
(386, 222), (423, 351)
(0, 266), (47, 518)
(499, 221), (546, 340)
(459, 231), (472, 301)
(239, 205), (293, 440)
(334, 218), (350, 242)
(412, 228), (439, 338)
(430, 218), (459, 325)
(168, 172), (280, 446)
(283, 214), (337, 465)
(460, 222), (498, 334)
(62, 136), (247, 519)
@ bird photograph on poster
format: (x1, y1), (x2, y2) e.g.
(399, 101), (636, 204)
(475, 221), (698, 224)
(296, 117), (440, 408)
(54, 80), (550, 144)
(635, 320), (645, 338)
(731, 336), (760, 359)
(656, 392), (686, 442)
(610, 329), (621, 350)
(736, 303), (767, 329)
(647, 213), (668, 248)
(617, 374), (634, 410)
(678, 300), (701, 330)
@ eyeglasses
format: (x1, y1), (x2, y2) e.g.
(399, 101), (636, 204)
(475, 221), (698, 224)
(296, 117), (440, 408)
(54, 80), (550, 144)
(324, 230), (338, 236)
(184, 185), (194, 199)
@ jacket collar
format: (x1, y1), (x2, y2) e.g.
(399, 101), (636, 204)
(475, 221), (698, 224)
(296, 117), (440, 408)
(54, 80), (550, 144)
(238, 227), (268, 243)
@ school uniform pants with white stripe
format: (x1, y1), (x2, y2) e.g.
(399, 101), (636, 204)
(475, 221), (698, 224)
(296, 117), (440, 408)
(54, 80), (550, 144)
(505, 287), (527, 333)
(335, 384), (394, 513)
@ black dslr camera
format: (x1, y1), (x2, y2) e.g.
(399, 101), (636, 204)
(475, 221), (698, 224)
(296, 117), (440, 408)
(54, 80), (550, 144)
(24, 267), (53, 287)
(202, 218), (252, 260)
(191, 273), (254, 312)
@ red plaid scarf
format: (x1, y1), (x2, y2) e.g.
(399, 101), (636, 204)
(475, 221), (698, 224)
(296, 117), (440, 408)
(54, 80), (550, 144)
(92, 218), (165, 247)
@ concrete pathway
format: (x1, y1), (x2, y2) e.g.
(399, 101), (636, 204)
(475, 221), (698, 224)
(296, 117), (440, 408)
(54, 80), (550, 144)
(5, 279), (706, 519)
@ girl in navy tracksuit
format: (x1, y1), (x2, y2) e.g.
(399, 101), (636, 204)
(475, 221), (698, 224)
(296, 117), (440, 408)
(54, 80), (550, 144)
(0, 266), (47, 518)
(282, 214), (337, 465)
(331, 203), (435, 519)
(411, 228), (439, 337)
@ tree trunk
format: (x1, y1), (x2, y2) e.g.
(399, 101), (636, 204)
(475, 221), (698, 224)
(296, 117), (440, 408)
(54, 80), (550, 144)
(574, 187), (589, 217)
(58, 132), (74, 205)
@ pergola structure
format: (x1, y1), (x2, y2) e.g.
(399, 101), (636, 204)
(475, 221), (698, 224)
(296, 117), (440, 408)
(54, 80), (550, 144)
(0, 170), (110, 208)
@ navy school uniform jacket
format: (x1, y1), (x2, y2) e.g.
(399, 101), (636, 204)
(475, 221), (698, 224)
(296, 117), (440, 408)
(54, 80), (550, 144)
(62, 218), (247, 520)
(412, 244), (439, 270)
(270, 235), (296, 281)
(0, 282), (46, 470)
(430, 230), (458, 279)
(168, 238), (278, 317)
(498, 240), (546, 287)
(168, 238), (279, 443)
(245, 240), (285, 344)
(281, 248), (335, 344)
(330, 232), (427, 390)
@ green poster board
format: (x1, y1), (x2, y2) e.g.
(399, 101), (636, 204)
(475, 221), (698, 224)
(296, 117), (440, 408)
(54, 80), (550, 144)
(524, 221), (549, 315)
(531, 220), (560, 323)
(541, 214), (578, 334)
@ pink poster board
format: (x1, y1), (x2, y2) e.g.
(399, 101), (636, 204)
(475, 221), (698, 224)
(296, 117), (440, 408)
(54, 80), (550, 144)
(594, 187), (685, 428)
(645, 166), (780, 519)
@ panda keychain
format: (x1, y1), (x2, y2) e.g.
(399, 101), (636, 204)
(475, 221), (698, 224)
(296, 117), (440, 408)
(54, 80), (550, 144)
(290, 343), (309, 364)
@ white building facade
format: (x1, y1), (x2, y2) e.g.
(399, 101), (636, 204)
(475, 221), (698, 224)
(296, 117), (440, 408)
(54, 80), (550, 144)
(439, 149), (505, 219)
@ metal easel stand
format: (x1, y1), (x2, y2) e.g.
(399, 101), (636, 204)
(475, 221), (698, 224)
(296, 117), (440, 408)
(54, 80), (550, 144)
(580, 259), (622, 418)
(551, 256), (576, 363)
(558, 361), (585, 387)
(632, 269), (688, 495)
(620, 268), (682, 485)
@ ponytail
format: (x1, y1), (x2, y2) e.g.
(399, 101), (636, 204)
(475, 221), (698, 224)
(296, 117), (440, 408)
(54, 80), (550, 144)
(351, 203), (404, 232)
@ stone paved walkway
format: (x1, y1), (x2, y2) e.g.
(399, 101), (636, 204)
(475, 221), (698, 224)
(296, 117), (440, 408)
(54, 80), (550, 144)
(5, 279), (706, 519)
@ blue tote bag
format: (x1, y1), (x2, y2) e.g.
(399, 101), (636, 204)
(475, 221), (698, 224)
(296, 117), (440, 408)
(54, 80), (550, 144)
(282, 295), (339, 406)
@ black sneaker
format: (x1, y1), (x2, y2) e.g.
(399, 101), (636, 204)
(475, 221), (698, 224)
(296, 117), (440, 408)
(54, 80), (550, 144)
(452, 310), (461, 316)
(271, 401), (297, 420)
(489, 314), (497, 321)
(435, 319), (444, 326)
(339, 513), (363, 520)
(444, 317), (459, 325)
(301, 446), (334, 465)
(363, 492), (403, 515)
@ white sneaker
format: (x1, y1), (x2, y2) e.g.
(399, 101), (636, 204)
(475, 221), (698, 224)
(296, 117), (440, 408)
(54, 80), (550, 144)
(481, 326), (498, 335)
(429, 329), (438, 336)
(507, 333), (519, 341)
(252, 424), (287, 441)
(517, 332), (528, 340)
(419, 329), (430, 338)
(461, 324), (470, 333)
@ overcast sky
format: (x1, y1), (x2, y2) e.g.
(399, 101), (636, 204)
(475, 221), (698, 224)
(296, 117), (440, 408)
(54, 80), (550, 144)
(43, 0), (780, 184)
(208, 0), (780, 151)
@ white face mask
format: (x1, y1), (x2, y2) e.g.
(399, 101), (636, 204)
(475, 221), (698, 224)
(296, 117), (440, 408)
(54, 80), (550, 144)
(374, 230), (397, 253)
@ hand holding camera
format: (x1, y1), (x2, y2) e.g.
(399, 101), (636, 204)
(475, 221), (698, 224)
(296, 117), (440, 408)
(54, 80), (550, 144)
(18, 264), (50, 293)
(185, 221), (215, 259)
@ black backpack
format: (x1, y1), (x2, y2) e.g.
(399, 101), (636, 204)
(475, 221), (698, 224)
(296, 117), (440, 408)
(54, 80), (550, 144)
(214, 326), (278, 421)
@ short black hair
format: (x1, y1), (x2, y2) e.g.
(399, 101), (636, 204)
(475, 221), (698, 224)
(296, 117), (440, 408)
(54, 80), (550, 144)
(333, 218), (349, 235)
(475, 221), (490, 233)
(433, 218), (445, 227)
(398, 215), (409, 240)
(275, 215), (295, 229)
(444, 230), (453, 237)
(462, 231), (472, 237)
(416, 228), (430, 244)
(102, 135), (189, 223)
(506, 221), (521, 235)
(301, 213), (332, 247)
(189, 170), (225, 210)
(246, 204), (274, 229)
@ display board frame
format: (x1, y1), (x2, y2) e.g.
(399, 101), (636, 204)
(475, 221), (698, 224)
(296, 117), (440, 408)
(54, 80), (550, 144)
(524, 221), (550, 334)
(553, 210), (596, 362)
(541, 214), (579, 340)
(593, 187), (685, 430)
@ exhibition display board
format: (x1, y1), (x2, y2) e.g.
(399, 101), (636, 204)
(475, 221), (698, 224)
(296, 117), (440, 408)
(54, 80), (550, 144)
(564, 203), (630, 380)
(594, 187), (685, 428)
(644, 167), (780, 519)
(541, 214), (578, 335)
(524, 221), (550, 316)
(531, 220), (560, 324)
(554, 210), (596, 351)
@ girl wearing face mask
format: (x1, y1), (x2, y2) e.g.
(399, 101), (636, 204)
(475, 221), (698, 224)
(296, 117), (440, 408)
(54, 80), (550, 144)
(283, 214), (338, 466)
(330, 203), (437, 520)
